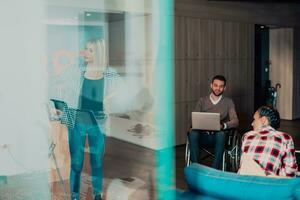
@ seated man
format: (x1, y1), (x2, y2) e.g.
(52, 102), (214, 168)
(241, 106), (298, 177)
(188, 75), (239, 170)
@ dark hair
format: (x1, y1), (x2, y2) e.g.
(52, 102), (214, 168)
(212, 75), (226, 86)
(257, 106), (280, 130)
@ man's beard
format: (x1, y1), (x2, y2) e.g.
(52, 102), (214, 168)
(212, 90), (223, 97)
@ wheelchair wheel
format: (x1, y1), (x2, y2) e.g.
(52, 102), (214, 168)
(229, 132), (242, 172)
(185, 138), (191, 166)
(223, 150), (230, 171)
(223, 131), (242, 172)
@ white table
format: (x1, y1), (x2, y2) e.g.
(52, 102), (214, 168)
(106, 116), (160, 150)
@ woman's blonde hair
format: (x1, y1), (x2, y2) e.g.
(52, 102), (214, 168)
(86, 38), (108, 71)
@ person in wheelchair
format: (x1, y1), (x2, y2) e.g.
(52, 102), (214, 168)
(188, 75), (239, 170)
(241, 106), (298, 177)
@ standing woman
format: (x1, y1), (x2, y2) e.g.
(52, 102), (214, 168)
(61, 38), (120, 200)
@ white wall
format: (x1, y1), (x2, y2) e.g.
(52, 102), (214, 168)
(0, 1), (49, 177)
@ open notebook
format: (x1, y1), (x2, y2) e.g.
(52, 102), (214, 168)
(49, 99), (98, 126)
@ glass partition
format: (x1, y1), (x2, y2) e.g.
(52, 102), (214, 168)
(1, 0), (174, 199)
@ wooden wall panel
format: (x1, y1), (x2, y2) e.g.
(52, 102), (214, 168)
(226, 22), (235, 59)
(215, 20), (225, 59)
(174, 15), (255, 145)
(239, 23), (247, 59)
(175, 60), (188, 103)
(248, 58), (255, 93)
(175, 16), (187, 59)
(186, 17), (199, 59)
(200, 19), (210, 59)
(246, 24), (255, 60)
(232, 23), (240, 59)
(214, 60), (226, 78)
(208, 20), (216, 59)
(175, 0), (300, 27)
(186, 60), (200, 102)
(199, 60), (211, 96)
(231, 60), (240, 95)
(269, 28), (294, 120)
(207, 60), (216, 82)
(239, 59), (248, 93)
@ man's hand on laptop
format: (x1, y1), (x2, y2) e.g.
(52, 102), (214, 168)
(220, 123), (223, 130)
(220, 123), (227, 130)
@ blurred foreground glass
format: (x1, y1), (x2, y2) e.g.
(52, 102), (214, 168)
(0, 0), (50, 199)
(0, 0), (174, 199)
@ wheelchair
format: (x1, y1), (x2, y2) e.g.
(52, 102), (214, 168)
(185, 128), (242, 172)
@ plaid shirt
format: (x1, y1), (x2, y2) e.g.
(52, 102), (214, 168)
(241, 125), (298, 177)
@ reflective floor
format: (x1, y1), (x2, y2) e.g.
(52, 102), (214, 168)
(1, 119), (299, 199)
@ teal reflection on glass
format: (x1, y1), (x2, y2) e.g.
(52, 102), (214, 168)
(154, 0), (174, 199)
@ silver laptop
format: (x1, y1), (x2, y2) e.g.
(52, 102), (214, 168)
(191, 112), (220, 131)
